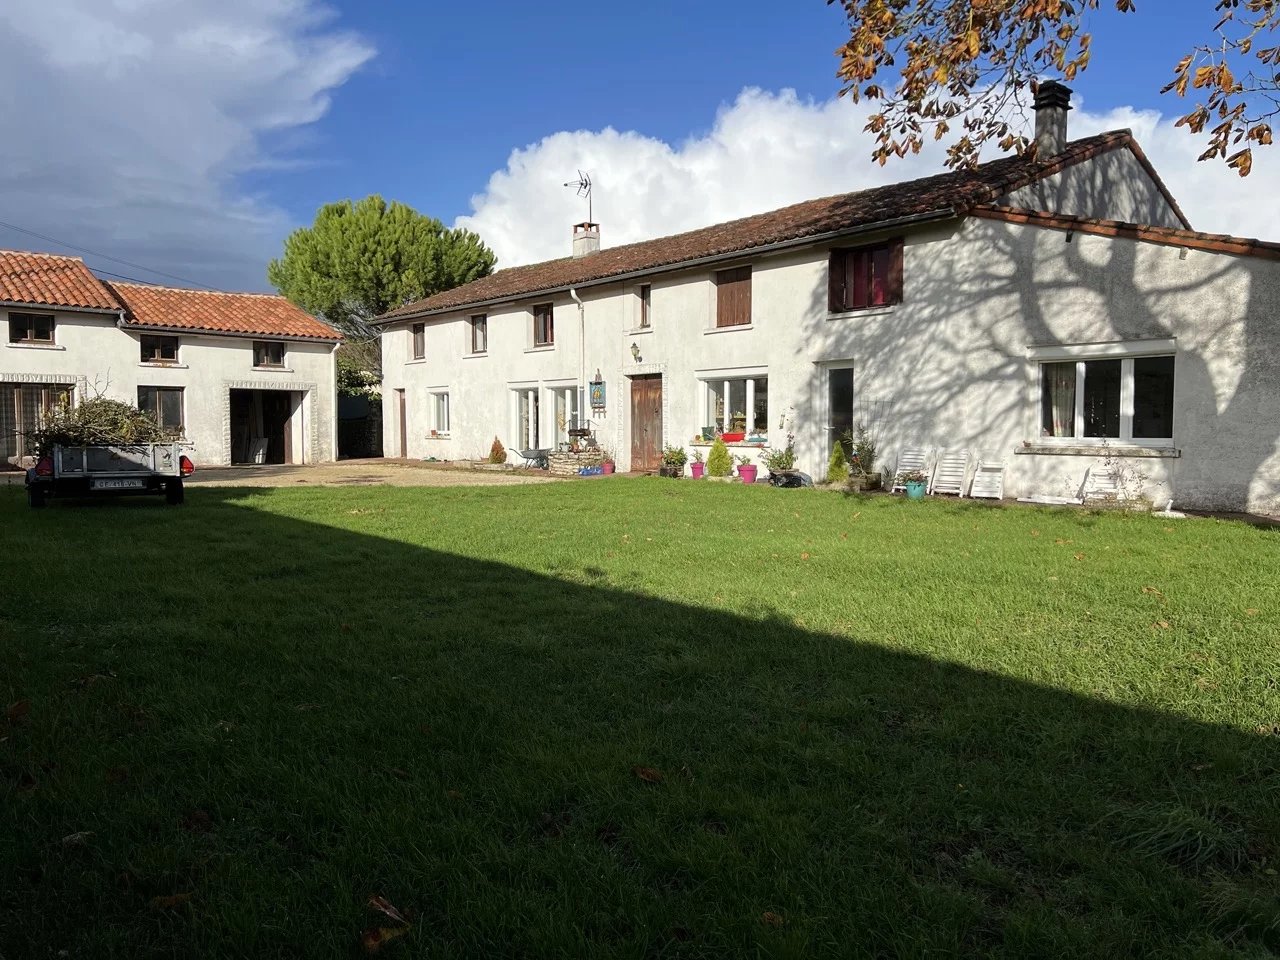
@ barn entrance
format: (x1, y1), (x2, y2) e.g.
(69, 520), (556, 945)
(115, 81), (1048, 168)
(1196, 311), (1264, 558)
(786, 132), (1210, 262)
(229, 389), (301, 465)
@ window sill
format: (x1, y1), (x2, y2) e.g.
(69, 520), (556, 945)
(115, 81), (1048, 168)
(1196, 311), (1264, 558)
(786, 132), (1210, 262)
(426, 434), (451, 440)
(525, 345), (556, 353)
(6, 342), (64, 351)
(252, 366), (294, 374)
(828, 304), (896, 321)
(626, 327), (654, 336)
(1017, 444), (1180, 458)
(463, 352), (488, 359)
(405, 358), (427, 365)
(139, 362), (188, 369)
(704, 324), (753, 335)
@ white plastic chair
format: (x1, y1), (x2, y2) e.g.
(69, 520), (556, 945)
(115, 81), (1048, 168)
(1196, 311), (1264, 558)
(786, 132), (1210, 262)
(969, 456), (1007, 500)
(891, 447), (932, 493)
(929, 449), (971, 496)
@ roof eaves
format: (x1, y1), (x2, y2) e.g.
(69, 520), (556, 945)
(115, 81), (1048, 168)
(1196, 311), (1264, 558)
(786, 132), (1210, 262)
(375, 207), (962, 324)
(119, 320), (342, 343)
(971, 205), (1280, 259)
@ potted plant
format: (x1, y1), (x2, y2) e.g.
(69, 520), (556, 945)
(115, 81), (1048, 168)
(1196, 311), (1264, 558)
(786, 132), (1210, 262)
(598, 446), (616, 475)
(660, 444), (687, 478)
(851, 423), (881, 490)
(736, 454), (759, 484)
(706, 438), (733, 480)
(898, 469), (928, 500)
(762, 417), (797, 481)
(690, 448), (706, 479)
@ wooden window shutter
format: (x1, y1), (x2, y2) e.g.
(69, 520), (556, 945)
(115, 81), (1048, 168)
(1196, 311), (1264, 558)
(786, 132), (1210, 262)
(828, 250), (846, 312)
(716, 266), (752, 327)
(888, 238), (904, 303)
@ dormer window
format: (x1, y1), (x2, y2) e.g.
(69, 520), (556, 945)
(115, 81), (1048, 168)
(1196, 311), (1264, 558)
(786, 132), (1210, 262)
(8, 312), (54, 345)
(140, 334), (179, 364)
(253, 341), (285, 368)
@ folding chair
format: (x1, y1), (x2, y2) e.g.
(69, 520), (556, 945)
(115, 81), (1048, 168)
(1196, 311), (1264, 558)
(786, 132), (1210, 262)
(969, 456), (1007, 500)
(929, 449), (971, 496)
(891, 446), (931, 493)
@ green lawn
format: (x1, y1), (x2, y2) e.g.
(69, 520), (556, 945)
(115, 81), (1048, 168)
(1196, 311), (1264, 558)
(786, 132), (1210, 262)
(1, 479), (1278, 958)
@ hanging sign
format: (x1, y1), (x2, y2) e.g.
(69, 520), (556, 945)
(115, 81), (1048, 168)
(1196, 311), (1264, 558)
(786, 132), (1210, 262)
(589, 380), (606, 410)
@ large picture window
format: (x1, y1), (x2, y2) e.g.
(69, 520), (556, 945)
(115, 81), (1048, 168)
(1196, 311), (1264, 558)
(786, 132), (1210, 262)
(706, 376), (768, 436)
(1040, 355), (1174, 443)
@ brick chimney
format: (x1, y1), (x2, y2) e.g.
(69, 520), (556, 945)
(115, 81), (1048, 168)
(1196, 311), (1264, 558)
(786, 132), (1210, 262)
(1033, 80), (1072, 157)
(572, 222), (600, 258)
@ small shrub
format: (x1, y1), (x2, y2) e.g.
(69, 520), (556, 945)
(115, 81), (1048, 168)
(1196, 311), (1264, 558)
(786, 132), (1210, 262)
(851, 422), (877, 475)
(661, 445), (688, 469)
(706, 438), (732, 477)
(827, 442), (850, 485)
(488, 437), (507, 464)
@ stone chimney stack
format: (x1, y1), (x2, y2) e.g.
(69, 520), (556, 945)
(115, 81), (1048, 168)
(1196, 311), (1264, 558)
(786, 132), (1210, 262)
(572, 222), (600, 258)
(1033, 80), (1072, 157)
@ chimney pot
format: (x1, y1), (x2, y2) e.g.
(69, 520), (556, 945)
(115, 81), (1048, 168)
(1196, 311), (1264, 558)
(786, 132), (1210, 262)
(1033, 80), (1072, 158)
(572, 222), (600, 258)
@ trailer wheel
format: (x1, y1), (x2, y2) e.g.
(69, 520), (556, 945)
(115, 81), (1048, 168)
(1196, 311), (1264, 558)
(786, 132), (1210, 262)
(165, 480), (185, 506)
(27, 485), (46, 509)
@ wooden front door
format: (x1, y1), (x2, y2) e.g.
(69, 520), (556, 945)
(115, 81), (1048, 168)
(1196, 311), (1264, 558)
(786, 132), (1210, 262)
(630, 375), (662, 472)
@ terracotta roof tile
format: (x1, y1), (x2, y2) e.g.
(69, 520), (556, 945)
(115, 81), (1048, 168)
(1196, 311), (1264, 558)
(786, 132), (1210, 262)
(107, 282), (341, 341)
(381, 131), (1138, 321)
(0, 250), (121, 311)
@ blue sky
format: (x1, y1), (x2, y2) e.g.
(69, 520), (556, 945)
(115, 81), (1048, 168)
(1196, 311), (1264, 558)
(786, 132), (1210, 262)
(0, 0), (1268, 290)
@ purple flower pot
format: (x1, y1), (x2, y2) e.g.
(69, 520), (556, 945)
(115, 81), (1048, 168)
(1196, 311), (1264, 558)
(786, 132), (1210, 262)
(737, 463), (759, 484)
(690, 462), (705, 479)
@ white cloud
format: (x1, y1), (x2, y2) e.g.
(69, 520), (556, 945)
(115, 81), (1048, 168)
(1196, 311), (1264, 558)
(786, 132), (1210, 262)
(0, 0), (372, 290)
(458, 88), (1280, 269)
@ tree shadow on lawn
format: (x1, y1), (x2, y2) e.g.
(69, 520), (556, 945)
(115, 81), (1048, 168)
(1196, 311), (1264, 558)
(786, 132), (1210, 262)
(1, 488), (1278, 958)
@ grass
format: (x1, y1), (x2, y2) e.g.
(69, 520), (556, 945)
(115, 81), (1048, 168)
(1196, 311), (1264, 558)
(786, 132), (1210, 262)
(1, 478), (1278, 958)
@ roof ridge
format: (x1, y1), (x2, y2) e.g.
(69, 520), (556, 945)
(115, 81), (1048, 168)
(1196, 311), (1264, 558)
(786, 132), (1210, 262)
(107, 279), (288, 299)
(383, 130), (1132, 321)
(0, 248), (87, 264)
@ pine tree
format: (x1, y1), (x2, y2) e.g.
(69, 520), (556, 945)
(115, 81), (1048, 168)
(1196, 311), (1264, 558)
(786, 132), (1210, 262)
(707, 438), (733, 477)
(827, 442), (850, 485)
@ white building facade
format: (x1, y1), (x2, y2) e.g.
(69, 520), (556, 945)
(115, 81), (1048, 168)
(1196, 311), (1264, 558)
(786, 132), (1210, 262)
(379, 89), (1280, 515)
(1, 252), (340, 468)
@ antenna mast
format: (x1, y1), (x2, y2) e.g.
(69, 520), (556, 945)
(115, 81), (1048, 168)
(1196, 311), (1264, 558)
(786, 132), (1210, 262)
(563, 170), (593, 222)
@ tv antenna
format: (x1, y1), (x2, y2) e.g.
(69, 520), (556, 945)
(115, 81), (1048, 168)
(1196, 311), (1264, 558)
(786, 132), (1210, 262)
(563, 170), (593, 222)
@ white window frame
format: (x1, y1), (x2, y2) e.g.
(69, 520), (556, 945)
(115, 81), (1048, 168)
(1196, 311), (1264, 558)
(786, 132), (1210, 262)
(695, 367), (769, 437)
(430, 389), (450, 436)
(546, 381), (580, 447)
(636, 284), (652, 330)
(469, 314), (488, 354)
(1029, 340), (1176, 447)
(510, 384), (541, 450)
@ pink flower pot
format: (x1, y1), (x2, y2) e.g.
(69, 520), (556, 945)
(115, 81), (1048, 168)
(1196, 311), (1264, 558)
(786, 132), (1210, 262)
(690, 462), (705, 479)
(737, 463), (759, 484)
(602, 462), (615, 475)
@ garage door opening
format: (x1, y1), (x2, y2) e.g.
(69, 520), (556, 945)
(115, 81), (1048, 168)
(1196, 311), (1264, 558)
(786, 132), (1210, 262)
(229, 389), (302, 465)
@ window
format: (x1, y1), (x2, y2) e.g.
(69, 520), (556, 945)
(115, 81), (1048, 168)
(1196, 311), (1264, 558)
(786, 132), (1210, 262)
(140, 335), (179, 364)
(411, 323), (425, 360)
(1, 384), (70, 460)
(470, 314), (488, 353)
(533, 304), (554, 346)
(706, 376), (768, 436)
(638, 285), (651, 328)
(1040, 355), (1175, 443)
(432, 391), (450, 435)
(715, 266), (752, 328)
(8, 313), (54, 345)
(138, 386), (184, 437)
(552, 386), (580, 446)
(829, 240), (904, 312)
(253, 341), (284, 368)
(514, 388), (540, 449)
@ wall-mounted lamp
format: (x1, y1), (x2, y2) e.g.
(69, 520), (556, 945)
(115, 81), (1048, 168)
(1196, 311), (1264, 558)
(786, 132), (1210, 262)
(630, 342), (641, 363)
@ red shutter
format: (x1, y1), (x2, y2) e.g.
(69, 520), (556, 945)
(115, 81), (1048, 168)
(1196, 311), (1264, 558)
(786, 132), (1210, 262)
(888, 238), (904, 304)
(828, 250), (846, 312)
(850, 250), (869, 309)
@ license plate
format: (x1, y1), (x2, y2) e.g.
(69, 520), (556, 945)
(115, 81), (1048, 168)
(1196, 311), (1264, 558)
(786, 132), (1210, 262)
(92, 479), (145, 490)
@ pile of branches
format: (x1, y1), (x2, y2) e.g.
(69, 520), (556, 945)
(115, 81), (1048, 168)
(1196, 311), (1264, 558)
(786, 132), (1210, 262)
(27, 397), (166, 455)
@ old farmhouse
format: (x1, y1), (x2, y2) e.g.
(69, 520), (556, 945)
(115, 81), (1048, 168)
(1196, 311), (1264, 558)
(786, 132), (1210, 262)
(377, 84), (1280, 515)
